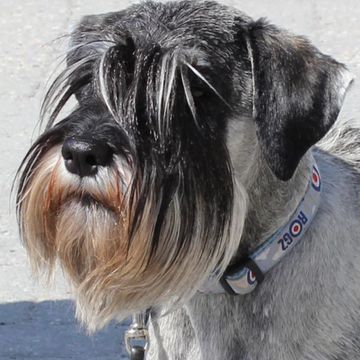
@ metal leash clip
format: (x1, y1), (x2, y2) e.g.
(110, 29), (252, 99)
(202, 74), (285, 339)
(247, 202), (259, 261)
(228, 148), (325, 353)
(125, 312), (149, 360)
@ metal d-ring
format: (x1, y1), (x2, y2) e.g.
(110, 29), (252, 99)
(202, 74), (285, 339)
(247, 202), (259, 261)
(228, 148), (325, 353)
(125, 312), (150, 360)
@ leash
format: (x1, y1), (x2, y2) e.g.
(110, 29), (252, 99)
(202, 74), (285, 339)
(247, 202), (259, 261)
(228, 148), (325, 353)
(125, 311), (150, 360)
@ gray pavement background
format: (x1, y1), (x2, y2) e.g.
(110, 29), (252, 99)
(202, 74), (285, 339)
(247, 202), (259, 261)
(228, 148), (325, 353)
(0, 0), (359, 359)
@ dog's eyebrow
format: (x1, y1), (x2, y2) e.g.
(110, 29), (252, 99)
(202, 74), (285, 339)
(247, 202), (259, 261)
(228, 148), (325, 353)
(189, 57), (211, 68)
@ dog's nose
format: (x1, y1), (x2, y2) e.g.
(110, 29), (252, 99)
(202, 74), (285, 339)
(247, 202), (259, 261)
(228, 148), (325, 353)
(61, 138), (113, 177)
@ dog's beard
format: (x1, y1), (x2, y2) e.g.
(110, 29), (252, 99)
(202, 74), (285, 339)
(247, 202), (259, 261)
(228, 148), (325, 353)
(17, 144), (247, 332)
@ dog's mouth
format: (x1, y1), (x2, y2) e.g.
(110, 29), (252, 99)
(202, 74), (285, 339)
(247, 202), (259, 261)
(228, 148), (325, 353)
(64, 192), (120, 214)
(79, 193), (102, 207)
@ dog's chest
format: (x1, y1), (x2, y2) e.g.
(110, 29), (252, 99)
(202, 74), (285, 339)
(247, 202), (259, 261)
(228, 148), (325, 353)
(149, 298), (343, 360)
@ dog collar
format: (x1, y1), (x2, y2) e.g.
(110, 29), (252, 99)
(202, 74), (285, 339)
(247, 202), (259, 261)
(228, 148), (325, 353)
(201, 157), (322, 295)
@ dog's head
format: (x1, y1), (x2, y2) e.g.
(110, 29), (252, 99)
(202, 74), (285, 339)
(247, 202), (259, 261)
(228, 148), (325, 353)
(16, 0), (351, 331)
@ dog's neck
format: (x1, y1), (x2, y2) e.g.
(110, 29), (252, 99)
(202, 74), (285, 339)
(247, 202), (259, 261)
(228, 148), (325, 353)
(227, 115), (311, 256)
(199, 118), (319, 295)
(234, 146), (312, 260)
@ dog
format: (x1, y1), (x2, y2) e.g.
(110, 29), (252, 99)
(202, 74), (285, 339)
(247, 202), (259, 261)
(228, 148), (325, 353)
(16, 0), (360, 359)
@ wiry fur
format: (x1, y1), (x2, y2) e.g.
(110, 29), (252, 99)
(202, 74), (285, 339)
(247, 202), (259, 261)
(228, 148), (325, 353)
(318, 124), (360, 170)
(15, 1), (360, 358)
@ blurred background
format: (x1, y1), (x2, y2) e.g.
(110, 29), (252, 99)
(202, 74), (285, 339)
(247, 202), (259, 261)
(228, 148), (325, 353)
(0, 0), (359, 359)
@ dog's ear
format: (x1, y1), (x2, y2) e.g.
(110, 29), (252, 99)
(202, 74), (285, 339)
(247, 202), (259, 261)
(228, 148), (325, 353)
(242, 19), (353, 180)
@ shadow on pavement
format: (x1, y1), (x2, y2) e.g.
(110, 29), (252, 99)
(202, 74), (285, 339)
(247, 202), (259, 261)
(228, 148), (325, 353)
(0, 300), (129, 360)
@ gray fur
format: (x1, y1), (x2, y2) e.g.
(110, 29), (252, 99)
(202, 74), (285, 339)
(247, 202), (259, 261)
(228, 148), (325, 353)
(148, 128), (360, 359)
(16, 0), (360, 358)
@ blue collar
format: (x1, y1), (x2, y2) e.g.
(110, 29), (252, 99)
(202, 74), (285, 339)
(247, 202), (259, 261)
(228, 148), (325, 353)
(201, 158), (322, 295)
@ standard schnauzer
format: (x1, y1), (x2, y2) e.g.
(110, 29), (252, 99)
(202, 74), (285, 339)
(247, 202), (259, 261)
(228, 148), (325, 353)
(16, 1), (360, 359)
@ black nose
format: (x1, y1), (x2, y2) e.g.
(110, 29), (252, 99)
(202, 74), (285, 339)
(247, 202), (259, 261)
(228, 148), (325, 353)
(61, 138), (113, 177)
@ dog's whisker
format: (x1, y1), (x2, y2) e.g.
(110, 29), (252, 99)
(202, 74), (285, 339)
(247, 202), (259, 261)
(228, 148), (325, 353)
(41, 54), (99, 129)
(180, 65), (198, 125)
(98, 49), (118, 120)
(162, 52), (178, 136)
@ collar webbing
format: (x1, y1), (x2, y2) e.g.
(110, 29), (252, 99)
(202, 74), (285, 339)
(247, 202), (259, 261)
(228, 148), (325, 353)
(201, 157), (322, 295)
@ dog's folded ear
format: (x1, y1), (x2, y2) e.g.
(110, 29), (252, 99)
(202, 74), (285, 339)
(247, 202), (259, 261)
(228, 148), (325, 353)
(243, 19), (353, 180)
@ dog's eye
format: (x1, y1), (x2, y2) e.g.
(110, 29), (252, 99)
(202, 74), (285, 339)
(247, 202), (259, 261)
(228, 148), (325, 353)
(190, 71), (211, 99)
(193, 89), (205, 97)
(191, 81), (208, 98)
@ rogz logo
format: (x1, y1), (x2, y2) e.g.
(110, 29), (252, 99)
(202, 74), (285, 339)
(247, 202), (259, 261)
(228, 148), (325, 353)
(311, 166), (321, 191)
(277, 211), (308, 251)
